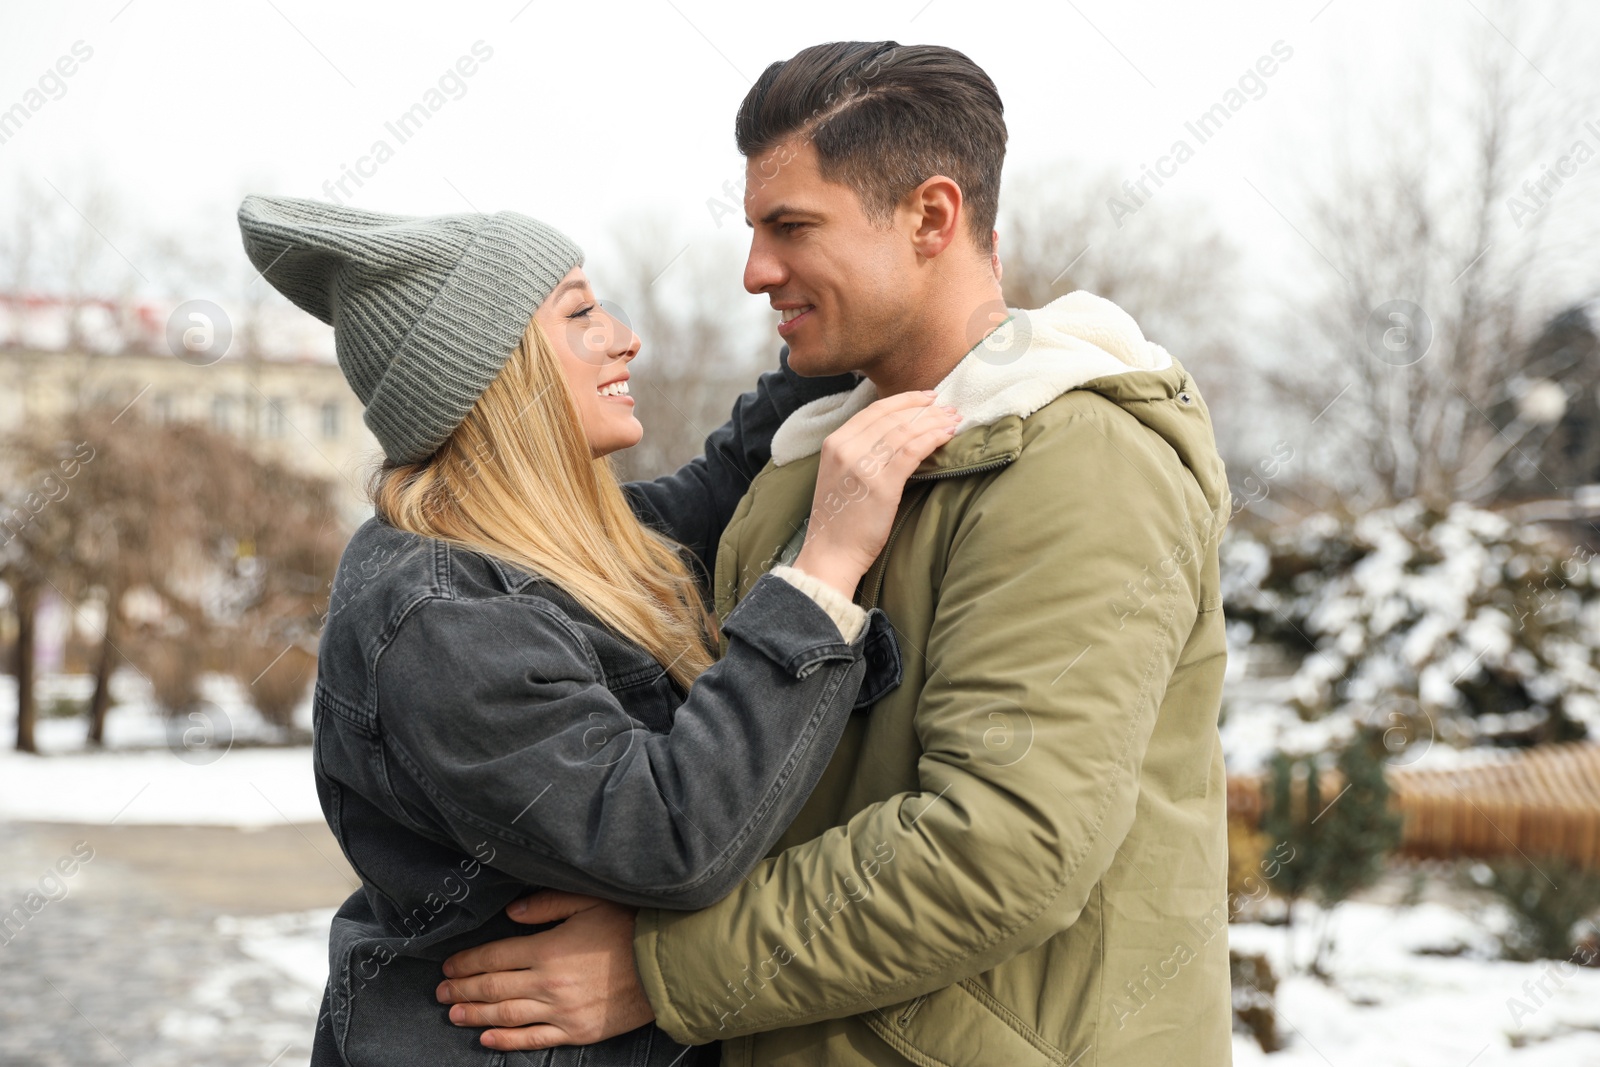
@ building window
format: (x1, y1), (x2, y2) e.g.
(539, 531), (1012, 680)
(212, 395), (234, 433)
(320, 400), (341, 439)
(264, 398), (288, 439)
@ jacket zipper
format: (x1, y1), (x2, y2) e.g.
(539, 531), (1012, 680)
(859, 455), (1016, 612)
(906, 455), (1015, 483)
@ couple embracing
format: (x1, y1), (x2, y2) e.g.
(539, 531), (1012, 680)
(238, 39), (1233, 1067)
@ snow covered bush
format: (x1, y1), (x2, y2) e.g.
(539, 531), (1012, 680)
(1222, 501), (1600, 748)
(1468, 856), (1600, 961)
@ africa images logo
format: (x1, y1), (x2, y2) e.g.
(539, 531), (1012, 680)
(1106, 39), (1295, 228)
(321, 41), (495, 205)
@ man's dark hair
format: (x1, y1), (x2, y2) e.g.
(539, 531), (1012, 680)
(735, 41), (1007, 251)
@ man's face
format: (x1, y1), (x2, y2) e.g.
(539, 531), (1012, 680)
(742, 139), (915, 378)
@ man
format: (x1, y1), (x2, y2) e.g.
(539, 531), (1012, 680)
(435, 40), (1234, 1066)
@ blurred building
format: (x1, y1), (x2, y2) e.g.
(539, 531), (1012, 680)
(0, 292), (378, 527)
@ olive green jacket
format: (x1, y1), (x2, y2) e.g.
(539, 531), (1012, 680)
(634, 293), (1234, 1066)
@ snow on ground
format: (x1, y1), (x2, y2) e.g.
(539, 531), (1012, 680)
(9, 671), (1600, 1065)
(223, 908), (337, 994)
(154, 909), (334, 1058)
(1230, 900), (1600, 1066)
(179, 897), (1600, 1067)
(0, 669), (321, 826)
(0, 744), (322, 826)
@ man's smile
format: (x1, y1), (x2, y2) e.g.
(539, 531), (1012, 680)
(776, 304), (815, 336)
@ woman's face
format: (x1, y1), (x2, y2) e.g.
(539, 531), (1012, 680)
(533, 266), (642, 458)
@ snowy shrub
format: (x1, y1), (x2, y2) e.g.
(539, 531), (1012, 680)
(1467, 856), (1600, 961)
(139, 637), (206, 717)
(1222, 500), (1600, 748)
(234, 643), (314, 729)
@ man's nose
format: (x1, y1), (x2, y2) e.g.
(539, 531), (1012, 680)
(744, 239), (785, 294)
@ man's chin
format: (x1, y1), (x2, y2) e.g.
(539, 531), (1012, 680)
(784, 343), (853, 379)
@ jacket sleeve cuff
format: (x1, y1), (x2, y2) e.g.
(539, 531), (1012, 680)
(634, 907), (700, 1043)
(718, 570), (859, 678)
(770, 564), (868, 642)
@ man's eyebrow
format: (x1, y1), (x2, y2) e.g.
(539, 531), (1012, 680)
(754, 205), (823, 226)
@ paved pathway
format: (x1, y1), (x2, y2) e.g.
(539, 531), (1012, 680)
(0, 819), (357, 1067)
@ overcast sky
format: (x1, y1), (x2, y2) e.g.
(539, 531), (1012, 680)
(1, 0), (1595, 320)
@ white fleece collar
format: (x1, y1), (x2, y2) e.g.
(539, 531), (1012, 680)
(770, 290), (1174, 466)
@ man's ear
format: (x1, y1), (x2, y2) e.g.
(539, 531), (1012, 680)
(903, 175), (963, 261)
(991, 230), (1003, 283)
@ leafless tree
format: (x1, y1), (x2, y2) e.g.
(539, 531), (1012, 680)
(0, 179), (52, 296)
(996, 162), (1252, 467)
(4, 405), (342, 747)
(1269, 4), (1599, 510)
(592, 221), (773, 483)
(0, 174), (144, 350)
(0, 552), (45, 753)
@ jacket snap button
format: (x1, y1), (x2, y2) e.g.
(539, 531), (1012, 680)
(1178, 391), (1193, 404)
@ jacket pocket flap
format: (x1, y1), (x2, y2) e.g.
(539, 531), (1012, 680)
(864, 981), (1069, 1067)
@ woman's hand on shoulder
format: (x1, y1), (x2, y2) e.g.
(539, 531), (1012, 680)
(794, 391), (960, 598)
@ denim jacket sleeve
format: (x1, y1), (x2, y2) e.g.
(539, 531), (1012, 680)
(374, 570), (895, 910)
(622, 348), (858, 589)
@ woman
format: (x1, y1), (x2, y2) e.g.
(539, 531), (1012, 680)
(236, 195), (959, 1066)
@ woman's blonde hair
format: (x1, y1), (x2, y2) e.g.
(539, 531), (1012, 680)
(369, 318), (715, 690)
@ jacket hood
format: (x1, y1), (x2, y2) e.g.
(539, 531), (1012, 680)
(770, 290), (1229, 519)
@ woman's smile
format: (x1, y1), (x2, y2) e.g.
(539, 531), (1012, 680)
(597, 375), (633, 403)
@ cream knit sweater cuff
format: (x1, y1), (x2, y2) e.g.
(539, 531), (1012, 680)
(770, 565), (868, 643)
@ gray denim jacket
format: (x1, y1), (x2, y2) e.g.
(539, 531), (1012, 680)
(308, 353), (902, 1067)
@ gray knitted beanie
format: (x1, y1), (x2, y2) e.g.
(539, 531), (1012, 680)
(236, 195), (583, 465)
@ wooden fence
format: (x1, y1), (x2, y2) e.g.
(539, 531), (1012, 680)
(1227, 741), (1600, 871)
